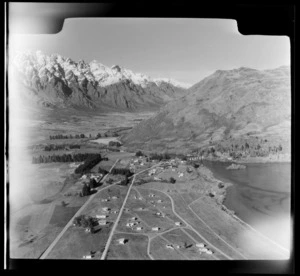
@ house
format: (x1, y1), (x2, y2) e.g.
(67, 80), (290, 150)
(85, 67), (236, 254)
(136, 227), (143, 231)
(199, 248), (208, 253)
(155, 212), (162, 216)
(111, 196), (118, 200)
(157, 200), (162, 203)
(206, 250), (213, 255)
(154, 177), (161, 181)
(83, 255), (92, 259)
(196, 243), (205, 248)
(117, 238), (128, 245)
(102, 207), (110, 211)
(126, 222), (135, 227)
(130, 217), (138, 221)
(152, 227), (160, 231)
(85, 228), (91, 233)
(81, 175), (87, 180)
(98, 220), (107, 226)
(96, 215), (107, 219)
(166, 244), (174, 250)
(175, 222), (182, 226)
(112, 210), (118, 214)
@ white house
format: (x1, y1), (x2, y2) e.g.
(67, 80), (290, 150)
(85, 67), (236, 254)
(199, 248), (208, 253)
(117, 238), (126, 245)
(130, 217), (138, 221)
(112, 196), (118, 200)
(136, 227), (143, 231)
(166, 244), (174, 250)
(157, 200), (162, 203)
(152, 227), (160, 231)
(96, 215), (107, 219)
(196, 243), (205, 248)
(175, 222), (182, 226)
(206, 250), (213, 255)
(83, 255), (92, 259)
(98, 220), (107, 226)
(102, 207), (110, 211)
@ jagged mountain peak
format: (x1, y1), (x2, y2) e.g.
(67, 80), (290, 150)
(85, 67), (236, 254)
(11, 50), (189, 111)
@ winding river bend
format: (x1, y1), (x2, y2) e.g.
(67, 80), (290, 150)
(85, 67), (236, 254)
(203, 161), (292, 249)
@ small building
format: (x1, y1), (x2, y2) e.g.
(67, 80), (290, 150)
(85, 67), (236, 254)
(206, 250), (213, 255)
(157, 200), (162, 203)
(102, 207), (110, 211)
(196, 243), (205, 248)
(175, 222), (182, 226)
(96, 215), (107, 219)
(130, 217), (138, 221)
(136, 227), (143, 231)
(111, 196), (118, 200)
(98, 220), (107, 226)
(83, 255), (92, 259)
(166, 244), (174, 250)
(199, 248), (208, 253)
(155, 212), (162, 216)
(152, 227), (160, 231)
(117, 238), (128, 245)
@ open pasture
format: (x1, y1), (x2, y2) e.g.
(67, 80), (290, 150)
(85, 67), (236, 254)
(106, 233), (150, 260)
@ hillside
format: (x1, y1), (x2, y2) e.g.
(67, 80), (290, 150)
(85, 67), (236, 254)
(10, 51), (190, 112)
(122, 66), (291, 159)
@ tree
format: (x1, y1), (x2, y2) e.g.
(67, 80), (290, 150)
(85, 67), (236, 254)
(169, 177), (176, 184)
(89, 178), (97, 189)
(82, 183), (90, 196)
(136, 151), (143, 157)
(245, 142), (249, 149)
(193, 163), (200, 168)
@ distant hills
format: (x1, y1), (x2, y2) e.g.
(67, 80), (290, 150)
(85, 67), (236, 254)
(10, 51), (190, 111)
(122, 66), (291, 153)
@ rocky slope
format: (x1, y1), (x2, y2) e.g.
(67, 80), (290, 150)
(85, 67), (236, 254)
(122, 66), (291, 156)
(10, 51), (190, 111)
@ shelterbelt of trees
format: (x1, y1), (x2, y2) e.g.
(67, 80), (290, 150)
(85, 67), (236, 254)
(75, 154), (103, 175)
(32, 153), (101, 165)
(44, 144), (81, 151)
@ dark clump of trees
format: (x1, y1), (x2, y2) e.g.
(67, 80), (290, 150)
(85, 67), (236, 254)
(80, 183), (91, 197)
(169, 177), (176, 184)
(108, 141), (122, 147)
(73, 215), (96, 228)
(111, 168), (133, 177)
(32, 153), (101, 164)
(150, 153), (171, 161)
(136, 151), (143, 157)
(75, 154), (102, 175)
(193, 163), (200, 168)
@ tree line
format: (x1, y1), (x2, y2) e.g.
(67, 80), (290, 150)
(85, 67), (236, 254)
(49, 134), (86, 140)
(74, 154), (102, 175)
(32, 153), (101, 164)
(111, 168), (133, 177)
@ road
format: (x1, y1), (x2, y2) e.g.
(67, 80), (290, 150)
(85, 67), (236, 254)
(100, 162), (162, 260)
(39, 158), (120, 259)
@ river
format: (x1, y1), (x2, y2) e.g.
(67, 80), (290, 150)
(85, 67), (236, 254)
(203, 161), (292, 249)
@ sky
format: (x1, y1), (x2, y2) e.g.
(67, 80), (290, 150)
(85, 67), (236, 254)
(9, 18), (290, 86)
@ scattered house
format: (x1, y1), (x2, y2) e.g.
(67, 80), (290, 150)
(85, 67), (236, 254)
(154, 177), (161, 181)
(206, 250), (213, 255)
(81, 175), (87, 180)
(117, 238), (128, 245)
(136, 227), (143, 231)
(96, 215), (107, 219)
(199, 248), (208, 253)
(175, 222), (182, 226)
(85, 228), (91, 233)
(175, 245), (181, 249)
(196, 243), (205, 248)
(178, 173), (184, 178)
(166, 244), (174, 250)
(98, 220), (107, 226)
(102, 207), (110, 211)
(83, 255), (92, 259)
(155, 212), (162, 216)
(112, 210), (118, 214)
(126, 222), (135, 227)
(157, 199), (162, 203)
(111, 196), (118, 200)
(152, 227), (160, 231)
(138, 197), (143, 200)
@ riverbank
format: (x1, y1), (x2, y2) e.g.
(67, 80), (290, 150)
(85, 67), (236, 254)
(202, 152), (291, 164)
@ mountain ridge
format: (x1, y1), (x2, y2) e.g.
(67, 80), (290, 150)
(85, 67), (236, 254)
(10, 51), (190, 111)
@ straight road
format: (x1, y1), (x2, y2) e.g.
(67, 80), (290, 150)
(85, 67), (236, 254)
(39, 158), (120, 259)
(100, 162), (161, 260)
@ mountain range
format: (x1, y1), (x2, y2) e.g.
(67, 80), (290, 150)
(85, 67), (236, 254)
(10, 51), (190, 111)
(122, 66), (291, 152)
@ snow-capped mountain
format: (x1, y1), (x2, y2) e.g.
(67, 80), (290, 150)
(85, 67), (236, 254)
(10, 51), (190, 111)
